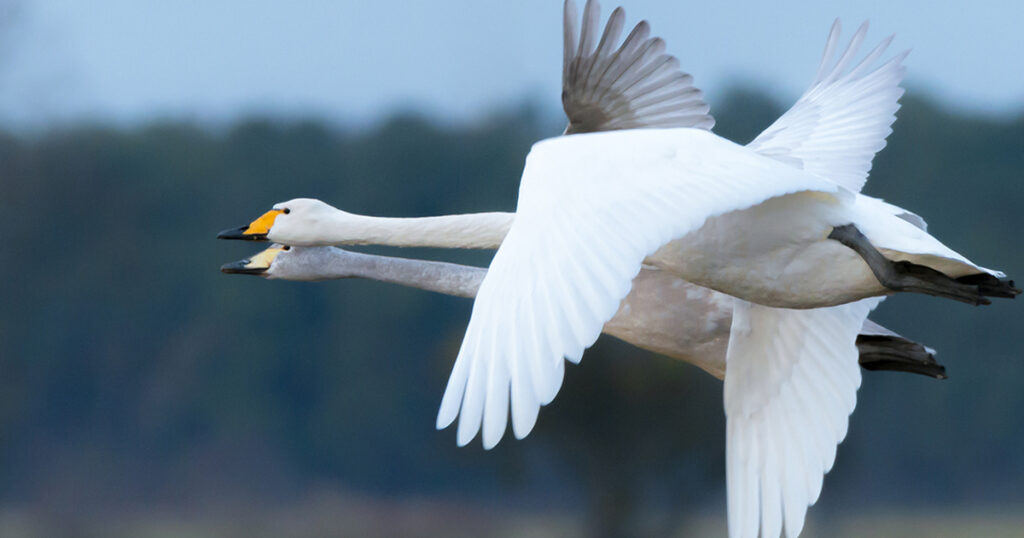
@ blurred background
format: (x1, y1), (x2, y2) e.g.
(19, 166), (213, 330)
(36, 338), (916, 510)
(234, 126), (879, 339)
(1, 0), (1022, 536)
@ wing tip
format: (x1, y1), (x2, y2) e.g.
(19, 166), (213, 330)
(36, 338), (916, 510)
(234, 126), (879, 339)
(456, 420), (479, 447)
(481, 430), (503, 450)
(436, 392), (461, 430)
(435, 412), (454, 431)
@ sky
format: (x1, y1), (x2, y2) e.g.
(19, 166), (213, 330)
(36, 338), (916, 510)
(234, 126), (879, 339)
(0, 0), (1022, 129)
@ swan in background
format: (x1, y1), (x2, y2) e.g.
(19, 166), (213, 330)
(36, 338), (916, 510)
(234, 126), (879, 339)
(222, 243), (946, 380)
(215, 2), (1017, 537)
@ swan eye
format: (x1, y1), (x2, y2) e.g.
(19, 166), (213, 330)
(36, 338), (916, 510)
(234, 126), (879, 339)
(282, 245), (291, 251)
(283, 208), (291, 214)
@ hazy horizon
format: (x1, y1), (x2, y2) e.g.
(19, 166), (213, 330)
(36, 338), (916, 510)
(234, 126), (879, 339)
(1, 0), (1022, 130)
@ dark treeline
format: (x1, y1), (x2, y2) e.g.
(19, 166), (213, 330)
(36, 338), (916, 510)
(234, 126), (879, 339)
(0, 90), (1022, 533)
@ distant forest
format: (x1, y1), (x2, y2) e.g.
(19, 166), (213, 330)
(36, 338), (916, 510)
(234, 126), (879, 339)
(0, 89), (1022, 534)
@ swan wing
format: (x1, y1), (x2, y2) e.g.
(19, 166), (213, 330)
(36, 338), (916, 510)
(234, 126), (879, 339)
(724, 297), (881, 538)
(436, 128), (843, 448)
(747, 20), (907, 193)
(562, 0), (714, 134)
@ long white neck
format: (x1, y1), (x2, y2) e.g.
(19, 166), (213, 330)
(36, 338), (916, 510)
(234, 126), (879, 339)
(271, 246), (485, 297)
(321, 211), (514, 249)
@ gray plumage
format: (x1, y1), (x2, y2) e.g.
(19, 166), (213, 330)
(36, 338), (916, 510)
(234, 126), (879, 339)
(241, 245), (945, 380)
(562, 0), (714, 134)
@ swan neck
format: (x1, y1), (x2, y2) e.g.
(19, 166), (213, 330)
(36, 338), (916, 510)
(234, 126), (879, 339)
(332, 212), (513, 249)
(276, 247), (485, 297)
(347, 252), (485, 297)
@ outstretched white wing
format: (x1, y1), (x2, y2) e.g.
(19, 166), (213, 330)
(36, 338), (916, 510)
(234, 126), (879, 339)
(748, 20), (907, 193)
(724, 298), (882, 538)
(436, 128), (844, 448)
(561, 0), (714, 134)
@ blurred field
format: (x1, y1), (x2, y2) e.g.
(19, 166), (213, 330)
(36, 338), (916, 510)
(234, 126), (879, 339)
(2, 495), (1023, 538)
(0, 90), (1022, 536)
(684, 509), (1024, 538)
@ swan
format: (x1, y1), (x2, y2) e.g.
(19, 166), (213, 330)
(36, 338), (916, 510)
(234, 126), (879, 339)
(221, 243), (946, 380)
(215, 3), (1017, 537)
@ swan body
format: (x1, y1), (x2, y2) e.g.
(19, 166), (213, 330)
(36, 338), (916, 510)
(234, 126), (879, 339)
(644, 182), (997, 308)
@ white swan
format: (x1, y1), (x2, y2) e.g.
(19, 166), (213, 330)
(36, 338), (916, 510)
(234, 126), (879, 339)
(222, 243), (945, 380)
(215, 3), (1017, 537)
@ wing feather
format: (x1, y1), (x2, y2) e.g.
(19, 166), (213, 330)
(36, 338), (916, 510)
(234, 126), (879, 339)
(748, 20), (908, 193)
(562, 0), (714, 134)
(438, 128), (843, 448)
(724, 297), (882, 538)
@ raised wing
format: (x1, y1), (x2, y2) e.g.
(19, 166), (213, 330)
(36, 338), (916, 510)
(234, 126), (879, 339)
(747, 20), (908, 193)
(436, 128), (843, 448)
(562, 0), (714, 134)
(724, 297), (882, 538)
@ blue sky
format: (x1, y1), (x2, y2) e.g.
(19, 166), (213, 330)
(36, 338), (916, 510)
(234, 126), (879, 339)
(1, 0), (1022, 129)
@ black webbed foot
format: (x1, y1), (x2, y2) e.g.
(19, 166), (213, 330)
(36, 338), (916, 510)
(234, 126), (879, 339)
(828, 224), (1018, 306)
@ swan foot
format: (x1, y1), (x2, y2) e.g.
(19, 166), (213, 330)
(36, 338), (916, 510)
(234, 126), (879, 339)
(856, 334), (947, 379)
(828, 224), (1020, 306)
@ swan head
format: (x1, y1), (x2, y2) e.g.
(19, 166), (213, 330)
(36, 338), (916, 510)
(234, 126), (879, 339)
(221, 243), (364, 281)
(217, 198), (347, 245)
(220, 244), (290, 276)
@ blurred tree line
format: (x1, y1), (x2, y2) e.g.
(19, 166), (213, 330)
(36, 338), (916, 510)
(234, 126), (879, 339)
(0, 89), (1021, 535)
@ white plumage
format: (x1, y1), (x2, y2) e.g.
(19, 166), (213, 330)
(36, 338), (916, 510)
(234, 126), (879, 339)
(749, 20), (906, 193)
(725, 297), (881, 537)
(216, 4), (1015, 537)
(437, 127), (848, 446)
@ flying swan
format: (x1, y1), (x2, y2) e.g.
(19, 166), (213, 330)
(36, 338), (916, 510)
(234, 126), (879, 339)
(222, 242), (945, 380)
(216, 2), (1017, 537)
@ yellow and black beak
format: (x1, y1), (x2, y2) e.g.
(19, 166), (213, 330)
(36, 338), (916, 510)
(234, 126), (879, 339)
(217, 209), (284, 241)
(220, 245), (286, 276)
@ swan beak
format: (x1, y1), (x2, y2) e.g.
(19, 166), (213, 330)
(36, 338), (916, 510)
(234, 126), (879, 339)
(217, 209), (284, 240)
(220, 245), (285, 276)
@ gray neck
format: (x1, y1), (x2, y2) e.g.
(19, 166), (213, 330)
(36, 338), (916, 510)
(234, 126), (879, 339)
(271, 246), (485, 298)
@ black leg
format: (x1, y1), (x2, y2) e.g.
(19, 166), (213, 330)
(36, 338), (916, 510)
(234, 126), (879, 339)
(856, 334), (947, 380)
(828, 224), (1020, 306)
